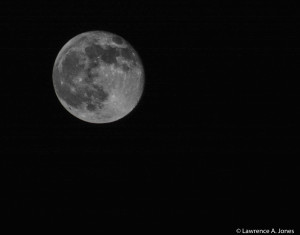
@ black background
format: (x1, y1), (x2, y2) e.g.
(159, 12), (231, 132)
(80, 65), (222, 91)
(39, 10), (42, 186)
(0, 0), (299, 232)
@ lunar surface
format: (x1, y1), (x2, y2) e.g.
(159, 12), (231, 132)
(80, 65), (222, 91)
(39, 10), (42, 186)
(52, 31), (144, 123)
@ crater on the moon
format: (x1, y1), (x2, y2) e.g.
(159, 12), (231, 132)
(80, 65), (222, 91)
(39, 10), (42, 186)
(52, 31), (144, 123)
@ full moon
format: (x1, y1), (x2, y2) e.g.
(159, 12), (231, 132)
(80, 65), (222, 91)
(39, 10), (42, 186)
(52, 31), (144, 123)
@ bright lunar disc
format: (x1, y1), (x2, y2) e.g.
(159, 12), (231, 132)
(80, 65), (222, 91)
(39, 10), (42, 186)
(52, 31), (144, 123)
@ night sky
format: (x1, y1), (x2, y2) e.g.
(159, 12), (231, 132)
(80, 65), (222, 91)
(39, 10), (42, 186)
(0, 0), (299, 232)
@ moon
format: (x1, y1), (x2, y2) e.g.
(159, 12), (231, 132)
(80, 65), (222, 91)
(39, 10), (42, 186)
(52, 31), (144, 123)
